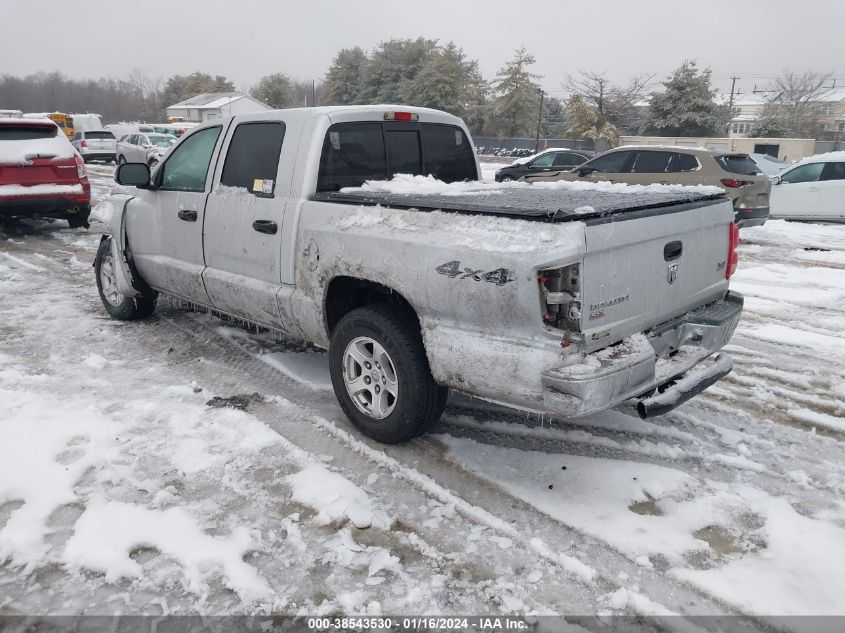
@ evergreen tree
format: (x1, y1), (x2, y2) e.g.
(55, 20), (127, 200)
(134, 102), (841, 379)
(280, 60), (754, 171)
(359, 38), (438, 103)
(160, 72), (235, 108)
(403, 42), (488, 131)
(322, 47), (368, 105)
(563, 95), (619, 145)
(250, 73), (297, 109)
(491, 47), (543, 137)
(644, 61), (728, 136)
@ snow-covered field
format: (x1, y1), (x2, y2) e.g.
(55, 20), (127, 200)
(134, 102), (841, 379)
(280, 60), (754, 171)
(1, 163), (845, 623)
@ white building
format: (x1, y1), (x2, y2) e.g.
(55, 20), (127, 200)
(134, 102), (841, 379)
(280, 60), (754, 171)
(166, 92), (271, 123)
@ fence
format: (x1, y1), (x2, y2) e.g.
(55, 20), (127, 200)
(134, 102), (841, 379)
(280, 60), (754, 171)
(473, 136), (596, 153)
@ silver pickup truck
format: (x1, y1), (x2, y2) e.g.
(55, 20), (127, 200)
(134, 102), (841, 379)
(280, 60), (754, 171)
(92, 105), (743, 443)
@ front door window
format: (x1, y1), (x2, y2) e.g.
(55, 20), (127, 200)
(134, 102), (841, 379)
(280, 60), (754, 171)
(160, 126), (222, 192)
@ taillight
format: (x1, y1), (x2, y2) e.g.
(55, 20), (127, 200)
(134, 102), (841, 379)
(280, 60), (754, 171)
(384, 111), (419, 122)
(721, 178), (751, 188)
(74, 154), (87, 179)
(80, 140), (88, 148)
(538, 264), (581, 331)
(726, 222), (740, 280)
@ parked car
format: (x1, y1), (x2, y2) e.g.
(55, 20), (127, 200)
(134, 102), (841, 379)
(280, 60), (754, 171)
(525, 145), (772, 227)
(0, 118), (91, 227)
(72, 129), (117, 163)
(769, 152), (845, 223)
(748, 152), (790, 177)
(494, 148), (595, 182)
(93, 106), (742, 444)
(116, 132), (177, 169)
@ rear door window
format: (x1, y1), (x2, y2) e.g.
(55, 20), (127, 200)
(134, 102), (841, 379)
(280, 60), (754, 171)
(586, 151), (634, 173)
(553, 152), (585, 167)
(0, 125), (58, 140)
(531, 153), (557, 167)
(420, 124), (477, 181)
(631, 151), (673, 173)
(716, 155), (760, 175)
(667, 153), (699, 172)
(820, 162), (845, 181)
(221, 122), (286, 194)
(781, 162), (824, 184)
(85, 131), (115, 139)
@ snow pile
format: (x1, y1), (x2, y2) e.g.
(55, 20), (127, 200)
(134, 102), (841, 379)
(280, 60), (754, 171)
(286, 463), (391, 529)
(0, 388), (120, 566)
(62, 498), (272, 603)
(0, 135), (76, 164)
(342, 172), (724, 197)
(442, 435), (845, 616)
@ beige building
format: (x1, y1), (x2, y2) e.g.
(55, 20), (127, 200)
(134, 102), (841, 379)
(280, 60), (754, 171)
(619, 135), (815, 162)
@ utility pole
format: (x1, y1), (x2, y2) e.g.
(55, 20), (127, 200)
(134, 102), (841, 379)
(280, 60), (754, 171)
(728, 75), (739, 110)
(727, 75), (740, 135)
(311, 79), (316, 108)
(535, 89), (544, 152)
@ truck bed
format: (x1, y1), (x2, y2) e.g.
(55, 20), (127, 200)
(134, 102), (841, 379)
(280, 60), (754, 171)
(311, 188), (726, 224)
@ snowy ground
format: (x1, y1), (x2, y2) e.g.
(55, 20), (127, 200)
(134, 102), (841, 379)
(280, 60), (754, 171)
(1, 163), (844, 624)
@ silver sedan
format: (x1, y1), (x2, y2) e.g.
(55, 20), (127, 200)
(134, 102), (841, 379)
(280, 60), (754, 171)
(116, 132), (177, 169)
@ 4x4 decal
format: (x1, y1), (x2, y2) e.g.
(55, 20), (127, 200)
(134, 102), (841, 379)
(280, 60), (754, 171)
(435, 260), (513, 286)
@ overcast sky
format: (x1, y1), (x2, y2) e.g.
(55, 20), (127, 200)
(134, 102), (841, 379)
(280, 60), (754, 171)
(1, 0), (843, 97)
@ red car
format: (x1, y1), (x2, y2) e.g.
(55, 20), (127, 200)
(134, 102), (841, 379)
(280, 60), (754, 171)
(0, 118), (91, 228)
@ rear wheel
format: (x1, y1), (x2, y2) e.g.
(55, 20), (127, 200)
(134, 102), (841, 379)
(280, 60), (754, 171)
(329, 304), (447, 444)
(148, 158), (159, 170)
(67, 209), (90, 229)
(95, 237), (156, 320)
(117, 155), (126, 165)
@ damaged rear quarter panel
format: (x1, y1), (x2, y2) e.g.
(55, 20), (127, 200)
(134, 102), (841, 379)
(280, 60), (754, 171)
(293, 201), (586, 404)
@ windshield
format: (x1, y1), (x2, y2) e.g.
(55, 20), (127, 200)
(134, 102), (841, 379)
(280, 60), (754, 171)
(751, 154), (788, 176)
(149, 135), (176, 148)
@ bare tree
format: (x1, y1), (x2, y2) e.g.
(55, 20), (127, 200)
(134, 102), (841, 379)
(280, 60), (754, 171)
(563, 70), (653, 134)
(752, 70), (834, 138)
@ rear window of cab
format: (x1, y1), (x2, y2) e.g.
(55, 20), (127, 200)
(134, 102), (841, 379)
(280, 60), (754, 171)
(316, 122), (478, 192)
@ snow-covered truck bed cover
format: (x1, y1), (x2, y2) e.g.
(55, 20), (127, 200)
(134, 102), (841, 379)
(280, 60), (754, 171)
(312, 187), (726, 223)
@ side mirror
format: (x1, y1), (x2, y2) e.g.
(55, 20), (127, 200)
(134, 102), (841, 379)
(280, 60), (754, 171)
(115, 163), (151, 188)
(771, 175), (782, 185)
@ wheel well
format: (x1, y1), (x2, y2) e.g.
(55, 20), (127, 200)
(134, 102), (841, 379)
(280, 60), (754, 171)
(325, 277), (416, 334)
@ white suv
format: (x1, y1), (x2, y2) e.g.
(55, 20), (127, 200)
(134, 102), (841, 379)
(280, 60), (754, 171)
(770, 152), (845, 223)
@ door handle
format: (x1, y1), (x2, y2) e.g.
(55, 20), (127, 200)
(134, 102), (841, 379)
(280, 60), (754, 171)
(664, 240), (683, 261)
(177, 209), (198, 222)
(252, 220), (278, 235)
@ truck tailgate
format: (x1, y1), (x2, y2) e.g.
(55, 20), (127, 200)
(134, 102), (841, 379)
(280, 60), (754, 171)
(580, 199), (733, 353)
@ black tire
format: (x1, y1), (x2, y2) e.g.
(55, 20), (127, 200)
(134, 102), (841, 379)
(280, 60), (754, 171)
(117, 155), (126, 165)
(67, 209), (90, 229)
(148, 158), (159, 170)
(329, 303), (448, 444)
(500, 175), (514, 182)
(94, 237), (157, 320)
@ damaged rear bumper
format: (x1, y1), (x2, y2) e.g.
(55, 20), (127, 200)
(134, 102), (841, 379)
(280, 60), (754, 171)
(541, 291), (743, 418)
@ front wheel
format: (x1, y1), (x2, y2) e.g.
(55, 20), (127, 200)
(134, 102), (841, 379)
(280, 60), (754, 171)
(500, 175), (514, 182)
(148, 158), (159, 170)
(117, 155), (126, 165)
(329, 304), (447, 444)
(95, 237), (157, 320)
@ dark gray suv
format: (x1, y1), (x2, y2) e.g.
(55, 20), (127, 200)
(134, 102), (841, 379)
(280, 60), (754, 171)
(494, 148), (594, 182)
